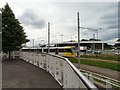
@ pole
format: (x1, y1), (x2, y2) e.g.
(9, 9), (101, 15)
(96, 28), (99, 50)
(33, 39), (34, 47)
(93, 33), (95, 51)
(97, 28), (101, 50)
(48, 22), (50, 53)
(77, 12), (80, 68)
(60, 34), (63, 43)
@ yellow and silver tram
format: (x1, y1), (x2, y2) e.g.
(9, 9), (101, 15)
(22, 46), (76, 58)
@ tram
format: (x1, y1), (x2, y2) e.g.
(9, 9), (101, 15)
(22, 46), (76, 58)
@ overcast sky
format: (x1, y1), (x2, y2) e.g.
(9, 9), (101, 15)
(0, 0), (119, 46)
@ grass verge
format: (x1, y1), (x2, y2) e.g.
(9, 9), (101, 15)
(68, 58), (120, 71)
(81, 54), (119, 61)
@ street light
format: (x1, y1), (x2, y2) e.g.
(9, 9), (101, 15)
(60, 34), (63, 43)
(33, 39), (34, 47)
(93, 33), (95, 51)
(48, 22), (50, 53)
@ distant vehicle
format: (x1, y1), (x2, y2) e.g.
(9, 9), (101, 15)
(115, 52), (120, 55)
(86, 50), (92, 53)
(80, 46), (87, 51)
(94, 50), (102, 54)
(110, 49), (115, 52)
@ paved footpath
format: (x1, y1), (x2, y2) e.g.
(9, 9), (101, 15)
(2, 58), (62, 89)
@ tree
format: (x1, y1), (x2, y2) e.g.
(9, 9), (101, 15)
(1, 3), (29, 59)
(81, 39), (88, 41)
(114, 38), (120, 49)
(69, 40), (76, 42)
(0, 13), (2, 53)
(117, 38), (120, 42)
(89, 38), (101, 41)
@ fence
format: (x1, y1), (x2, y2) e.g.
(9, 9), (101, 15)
(80, 69), (120, 90)
(20, 51), (97, 89)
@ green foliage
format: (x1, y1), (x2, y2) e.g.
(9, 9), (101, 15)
(81, 38), (101, 41)
(68, 58), (78, 63)
(117, 38), (120, 42)
(81, 39), (88, 41)
(68, 58), (120, 71)
(1, 3), (29, 53)
(81, 60), (120, 71)
(89, 38), (101, 41)
(81, 54), (119, 61)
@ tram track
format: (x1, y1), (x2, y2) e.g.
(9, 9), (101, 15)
(79, 69), (120, 89)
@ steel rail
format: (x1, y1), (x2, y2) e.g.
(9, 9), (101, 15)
(79, 69), (120, 88)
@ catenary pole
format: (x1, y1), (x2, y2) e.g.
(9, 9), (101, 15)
(77, 12), (80, 68)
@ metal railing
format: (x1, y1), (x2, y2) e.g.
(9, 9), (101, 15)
(20, 51), (97, 89)
(80, 69), (120, 89)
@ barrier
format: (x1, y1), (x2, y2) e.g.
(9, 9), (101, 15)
(80, 69), (120, 89)
(20, 52), (97, 89)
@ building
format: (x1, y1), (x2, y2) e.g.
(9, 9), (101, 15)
(43, 41), (107, 50)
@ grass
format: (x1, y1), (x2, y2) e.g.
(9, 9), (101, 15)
(68, 58), (120, 71)
(80, 54), (119, 61)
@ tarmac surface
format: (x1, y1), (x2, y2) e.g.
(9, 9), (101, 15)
(2, 58), (62, 89)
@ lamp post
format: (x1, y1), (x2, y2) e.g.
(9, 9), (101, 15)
(48, 22), (50, 53)
(93, 33), (95, 51)
(33, 39), (34, 47)
(60, 34), (63, 43)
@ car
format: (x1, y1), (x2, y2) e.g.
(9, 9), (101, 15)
(86, 50), (92, 53)
(115, 52), (120, 55)
(94, 50), (102, 54)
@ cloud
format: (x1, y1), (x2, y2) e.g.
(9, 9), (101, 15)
(2, 1), (118, 46)
(100, 16), (118, 29)
(19, 9), (46, 29)
(93, 2), (118, 42)
(100, 29), (118, 41)
(99, 3), (118, 30)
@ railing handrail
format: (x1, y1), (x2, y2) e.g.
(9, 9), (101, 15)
(47, 53), (98, 89)
(20, 52), (98, 89)
(80, 69), (120, 83)
(80, 69), (120, 88)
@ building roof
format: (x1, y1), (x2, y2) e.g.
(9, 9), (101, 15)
(51, 41), (106, 45)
